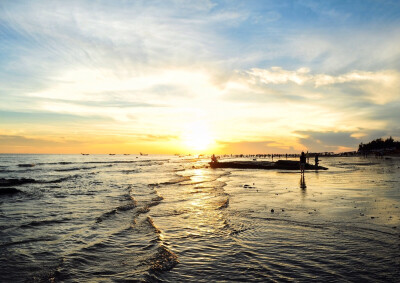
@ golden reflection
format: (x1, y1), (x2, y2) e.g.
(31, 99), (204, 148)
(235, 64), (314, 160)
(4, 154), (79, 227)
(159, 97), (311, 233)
(190, 168), (207, 184)
(300, 174), (307, 196)
(176, 169), (225, 237)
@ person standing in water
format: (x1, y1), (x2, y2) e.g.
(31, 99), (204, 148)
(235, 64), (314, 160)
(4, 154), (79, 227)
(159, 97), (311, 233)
(315, 153), (319, 168)
(300, 151), (306, 174)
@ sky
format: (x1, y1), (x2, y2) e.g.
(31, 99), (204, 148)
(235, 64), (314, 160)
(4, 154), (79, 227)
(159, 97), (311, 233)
(1, 0), (400, 154)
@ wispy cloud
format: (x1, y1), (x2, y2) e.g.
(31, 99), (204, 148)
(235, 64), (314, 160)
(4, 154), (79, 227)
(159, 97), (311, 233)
(0, 134), (84, 147)
(245, 67), (400, 104)
(295, 131), (360, 152)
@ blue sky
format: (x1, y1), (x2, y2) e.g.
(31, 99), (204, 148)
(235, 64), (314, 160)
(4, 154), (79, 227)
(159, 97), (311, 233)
(1, 0), (400, 153)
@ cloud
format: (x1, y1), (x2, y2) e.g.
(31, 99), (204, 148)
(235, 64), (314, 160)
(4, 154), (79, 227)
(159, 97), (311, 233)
(0, 134), (83, 147)
(217, 140), (295, 154)
(244, 67), (400, 105)
(285, 27), (400, 73)
(295, 131), (360, 152)
(138, 134), (179, 142)
(246, 67), (311, 85)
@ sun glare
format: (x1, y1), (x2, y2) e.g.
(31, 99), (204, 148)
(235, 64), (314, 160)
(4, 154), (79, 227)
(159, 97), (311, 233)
(182, 121), (214, 152)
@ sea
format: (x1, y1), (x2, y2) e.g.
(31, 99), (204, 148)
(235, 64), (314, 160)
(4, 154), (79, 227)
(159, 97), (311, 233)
(0, 154), (399, 282)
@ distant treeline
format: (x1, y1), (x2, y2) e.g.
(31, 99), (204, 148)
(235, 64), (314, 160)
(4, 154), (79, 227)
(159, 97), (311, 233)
(358, 137), (400, 152)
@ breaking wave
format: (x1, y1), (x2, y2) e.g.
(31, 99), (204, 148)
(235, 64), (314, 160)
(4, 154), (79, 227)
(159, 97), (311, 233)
(149, 245), (179, 273)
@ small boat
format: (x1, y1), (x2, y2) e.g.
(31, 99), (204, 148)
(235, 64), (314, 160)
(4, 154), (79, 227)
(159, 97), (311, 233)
(140, 152), (148, 156)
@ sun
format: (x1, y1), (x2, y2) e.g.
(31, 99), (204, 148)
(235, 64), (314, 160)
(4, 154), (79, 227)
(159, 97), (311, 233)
(182, 121), (214, 152)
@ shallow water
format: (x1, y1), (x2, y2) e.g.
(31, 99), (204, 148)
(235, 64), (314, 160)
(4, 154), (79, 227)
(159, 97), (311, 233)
(0, 154), (399, 282)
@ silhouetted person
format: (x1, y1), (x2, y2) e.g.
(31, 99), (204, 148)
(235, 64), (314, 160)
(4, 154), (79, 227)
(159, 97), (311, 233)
(315, 153), (319, 168)
(300, 151), (306, 174)
(211, 154), (218, 163)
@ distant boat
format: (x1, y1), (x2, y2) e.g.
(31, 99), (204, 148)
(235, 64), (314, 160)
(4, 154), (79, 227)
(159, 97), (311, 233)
(124, 154), (130, 155)
(109, 154), (115, 155)
(140, 152), (148, 156)
(81, 153), (89, 155)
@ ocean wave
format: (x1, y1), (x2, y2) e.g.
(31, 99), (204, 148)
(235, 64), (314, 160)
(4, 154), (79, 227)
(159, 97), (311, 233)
(217, 198), (229, 210)
(137, 206), (150, 214)
(0, 187), (22, 196)
(17, 163), (36, 167)
(54, 166), (97, 172)
(36, 161), (74, 165)
(33, 160), (140, 166)
(337, 162), (379, 166)
(41, 175), (81, 184)
(116, 203), (136, 211)
(151, 195), (164, 202)
(122, 192), (138, 207)
(121, 169), (139, 174)
(20, 218), (70, 229)
(156, 176), (191, 186)
(249, 216), (398, 238)
(54, 168), (79, 172)
(147, 192), (164, 208)
(83, 160), (163, 165)
(146, 216), (161, 234)
(148, 245), (179, 273)
(0, 236), (57, 248)
(150, 208), (190, 218)
(96, 201), (137, 223)
(0, 178), (36, 187)
(130, 195), (138, 207)
(96, 209), (117, 223)
(229, 227), (251, 236)
(16, 168), (43, 173)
